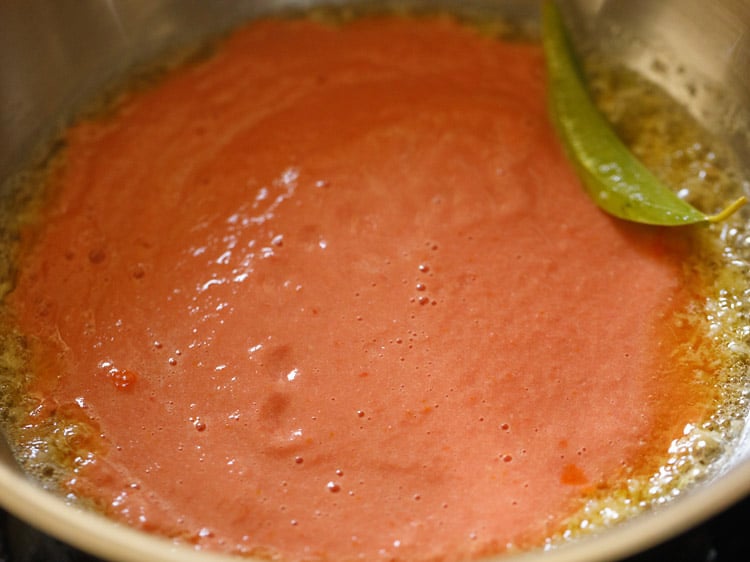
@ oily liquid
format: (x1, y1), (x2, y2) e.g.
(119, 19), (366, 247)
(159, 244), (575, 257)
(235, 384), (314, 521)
(0, 10), (749, 560)
(549, 59), (750, 544)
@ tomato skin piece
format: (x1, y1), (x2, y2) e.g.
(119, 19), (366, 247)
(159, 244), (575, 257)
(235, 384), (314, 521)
(541, 0), (745, 226)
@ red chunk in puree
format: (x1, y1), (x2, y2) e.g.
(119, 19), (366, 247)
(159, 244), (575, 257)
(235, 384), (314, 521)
(8, 15), (716, 562)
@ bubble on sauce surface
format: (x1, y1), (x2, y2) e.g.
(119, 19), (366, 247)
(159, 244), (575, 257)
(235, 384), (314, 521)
(108, 369), (138, 390)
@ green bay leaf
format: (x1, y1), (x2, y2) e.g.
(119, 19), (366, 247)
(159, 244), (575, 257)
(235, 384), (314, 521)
(542, 0), (746, 226)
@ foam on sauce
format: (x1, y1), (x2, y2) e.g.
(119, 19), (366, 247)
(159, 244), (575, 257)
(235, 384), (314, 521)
(0, 13), (747, 562)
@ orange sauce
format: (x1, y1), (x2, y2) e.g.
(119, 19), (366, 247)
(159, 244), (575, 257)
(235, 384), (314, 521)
(5, 16), (716, 561)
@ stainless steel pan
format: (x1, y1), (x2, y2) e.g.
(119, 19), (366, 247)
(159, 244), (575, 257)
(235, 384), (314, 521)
(1, 1), (749, 561)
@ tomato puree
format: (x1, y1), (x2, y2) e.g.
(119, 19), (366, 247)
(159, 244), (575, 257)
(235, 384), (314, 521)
(7, 16), (715, 562)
